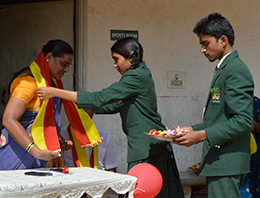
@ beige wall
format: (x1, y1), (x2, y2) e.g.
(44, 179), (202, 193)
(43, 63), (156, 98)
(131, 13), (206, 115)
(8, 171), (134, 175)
(85, 0), (260, 173)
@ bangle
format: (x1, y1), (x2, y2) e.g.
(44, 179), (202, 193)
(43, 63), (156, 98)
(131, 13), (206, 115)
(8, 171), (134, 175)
(26, 142), (34, 152)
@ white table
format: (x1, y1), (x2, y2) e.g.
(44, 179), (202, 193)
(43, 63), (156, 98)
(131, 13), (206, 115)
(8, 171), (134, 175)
(0, 167), (137, 198)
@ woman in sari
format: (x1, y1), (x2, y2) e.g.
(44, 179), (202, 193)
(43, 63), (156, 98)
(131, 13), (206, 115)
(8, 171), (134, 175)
(0, 40), (73, 170)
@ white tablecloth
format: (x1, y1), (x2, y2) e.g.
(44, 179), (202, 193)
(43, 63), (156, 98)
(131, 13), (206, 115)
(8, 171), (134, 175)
(0, 167), (137, 198)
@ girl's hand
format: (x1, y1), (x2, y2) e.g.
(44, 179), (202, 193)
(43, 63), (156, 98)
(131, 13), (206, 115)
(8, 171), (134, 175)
(36, 87), (78, 103)
(36, 87), (56, 99)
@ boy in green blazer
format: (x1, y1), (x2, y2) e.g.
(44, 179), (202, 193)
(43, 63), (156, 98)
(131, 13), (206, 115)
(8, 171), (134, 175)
(174, 13), (254, 198)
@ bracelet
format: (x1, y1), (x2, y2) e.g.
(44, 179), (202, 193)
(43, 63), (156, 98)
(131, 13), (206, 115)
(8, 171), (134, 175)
(26, 142), (34, 152)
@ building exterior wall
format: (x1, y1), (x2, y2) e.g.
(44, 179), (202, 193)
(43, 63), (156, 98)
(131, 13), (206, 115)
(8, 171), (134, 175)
(1, 0), (260, 175)
(84, 0), (260, 173)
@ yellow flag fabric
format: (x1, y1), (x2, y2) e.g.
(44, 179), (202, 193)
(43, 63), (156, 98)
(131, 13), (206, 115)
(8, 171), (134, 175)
(68, 125), (100, 168)
(250, 132), (257, 155)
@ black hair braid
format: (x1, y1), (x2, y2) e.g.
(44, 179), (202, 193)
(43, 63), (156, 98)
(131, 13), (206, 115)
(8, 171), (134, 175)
(128, 43), (141, 70)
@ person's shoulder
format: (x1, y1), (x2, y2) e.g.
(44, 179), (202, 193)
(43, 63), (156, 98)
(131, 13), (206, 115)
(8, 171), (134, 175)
(227, 51), (244, 64)
(12, 72), (35, 89)
(10, 73), (36, 94)
(224, 53), (253, 83)
(229, 58), (250, 73)
(97, 128), (114, 146)
(97, 128), (111, 137)
(135, 62), (150, 72)
(13, 73), (35, 83)
(124, 62), (151, 79)
(224, 51), (248, 70)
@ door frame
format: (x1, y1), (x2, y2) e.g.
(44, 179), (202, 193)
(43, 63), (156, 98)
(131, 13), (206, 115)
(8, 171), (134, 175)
(75, 0), (87, 92)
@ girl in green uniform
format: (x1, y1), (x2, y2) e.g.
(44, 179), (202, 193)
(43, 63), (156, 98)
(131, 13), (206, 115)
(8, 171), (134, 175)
(37, 37), (184, 198)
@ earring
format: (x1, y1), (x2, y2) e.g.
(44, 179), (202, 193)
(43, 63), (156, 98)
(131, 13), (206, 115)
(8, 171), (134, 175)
(46, 59), (49, 62)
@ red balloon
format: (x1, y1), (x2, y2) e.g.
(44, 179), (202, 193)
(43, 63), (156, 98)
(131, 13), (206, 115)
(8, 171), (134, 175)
(127, 163), (163, 198)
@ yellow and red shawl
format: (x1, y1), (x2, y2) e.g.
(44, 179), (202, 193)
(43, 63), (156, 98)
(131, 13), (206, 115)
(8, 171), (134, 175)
(30, 51), (102, 168)
(67, 125), (99, 168)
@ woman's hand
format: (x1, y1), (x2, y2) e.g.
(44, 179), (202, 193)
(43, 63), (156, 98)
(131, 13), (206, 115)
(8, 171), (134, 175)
(35, 150), (61, 161)
(29, 145), (61, 161)
(36, 87), (57, 99)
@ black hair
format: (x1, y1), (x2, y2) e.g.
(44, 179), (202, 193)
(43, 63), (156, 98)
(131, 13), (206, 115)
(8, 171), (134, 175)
(8, 39), (73, 94)
(111, 37), (143, 70)
(193, 13), (235, 46)
(42, 39), (73, 57)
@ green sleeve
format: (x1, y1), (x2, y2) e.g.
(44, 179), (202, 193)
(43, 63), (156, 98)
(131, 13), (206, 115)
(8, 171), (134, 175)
(192, 123), (205, 131)
(94, 102), (119, 114)
(77, 71), (141, 109)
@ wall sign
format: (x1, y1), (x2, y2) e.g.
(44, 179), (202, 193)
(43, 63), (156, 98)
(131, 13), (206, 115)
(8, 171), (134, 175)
(110, 30), (138, 41)
(167, 71), (186, 89)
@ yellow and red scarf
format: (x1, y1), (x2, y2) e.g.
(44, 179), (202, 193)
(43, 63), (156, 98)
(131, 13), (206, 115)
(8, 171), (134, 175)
(30, 51), (102, 168)
(67, 125), (99, 168)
